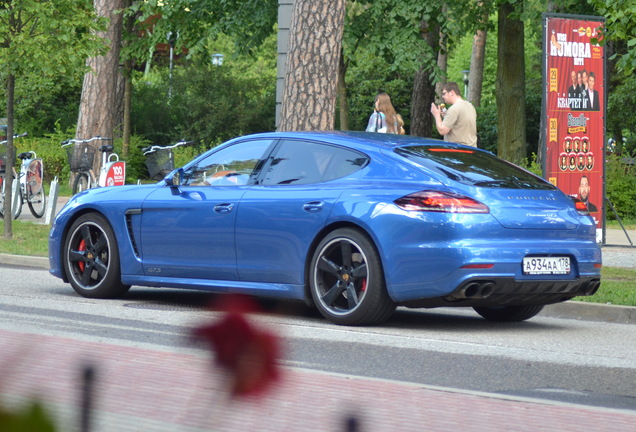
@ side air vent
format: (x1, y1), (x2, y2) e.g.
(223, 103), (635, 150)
(125, 209), (142, 259)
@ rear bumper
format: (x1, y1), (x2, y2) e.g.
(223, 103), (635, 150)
(399, 275), (601, 308)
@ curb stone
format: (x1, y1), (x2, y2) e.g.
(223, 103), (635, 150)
(0, 253), (49, 269)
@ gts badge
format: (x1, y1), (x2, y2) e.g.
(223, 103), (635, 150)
(147, 267), (162, 273)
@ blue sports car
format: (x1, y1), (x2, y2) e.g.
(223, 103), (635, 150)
(49, 132), (601, 325)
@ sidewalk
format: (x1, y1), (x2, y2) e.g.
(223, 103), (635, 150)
(1, 329), (634, 432)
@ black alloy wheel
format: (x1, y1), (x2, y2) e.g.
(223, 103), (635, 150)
(63, 212), (130, 298)
(310, 228), (395, 325)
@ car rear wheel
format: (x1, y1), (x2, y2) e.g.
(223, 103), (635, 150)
(310, 228), (396, 325)
(473, 305), (544, 322)
(63, 212), (130, 298)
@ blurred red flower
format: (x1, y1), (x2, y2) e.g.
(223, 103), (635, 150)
(193, 296), (281, 397)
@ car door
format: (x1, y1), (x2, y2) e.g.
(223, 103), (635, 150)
(139, 139), (274, 280)
(235, 139), (369, 285)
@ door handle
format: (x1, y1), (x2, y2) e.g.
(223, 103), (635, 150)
(213, 203), (234, 214)
(303, 201), (324, 213)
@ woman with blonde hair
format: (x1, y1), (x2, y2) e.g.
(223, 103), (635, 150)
(366, 92), (400, 134)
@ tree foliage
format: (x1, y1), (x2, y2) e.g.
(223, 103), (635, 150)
(124, 0), (278, 65)
(589, 0), (636, 78)
(0, 0), (106, 79)
(0, 0), (105, 237)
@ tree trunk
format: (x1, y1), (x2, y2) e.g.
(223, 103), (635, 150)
(75, 0), (124, 173)
(468, 4), (489, 107)
(496, 2), (526, 164)
(434, 5), (448, 99)
(3, 74), (15, 239)
(468, 29), (487, 106)
(121, 0), (134, 158)
(410, 21), (438, 138)
(337, 47), (349, 130)
(278, 0), (346, 131)
(435, 38), (447, 100)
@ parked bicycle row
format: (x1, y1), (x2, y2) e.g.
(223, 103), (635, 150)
(0, 133), (193, 219)
(0, 133), (46, 219)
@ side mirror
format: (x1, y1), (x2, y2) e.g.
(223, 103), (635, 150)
(165, 168), (184, 189)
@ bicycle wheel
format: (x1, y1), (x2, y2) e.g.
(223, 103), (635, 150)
(26, 160), (46, 218)
(73, 172), (91, 194)
(27, 186), (46, 218)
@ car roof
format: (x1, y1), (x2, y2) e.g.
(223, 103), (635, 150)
(228, 131), (476, 153)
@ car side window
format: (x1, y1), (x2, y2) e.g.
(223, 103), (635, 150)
(261, 140), (368, 186)
(185, 139), (273, 186)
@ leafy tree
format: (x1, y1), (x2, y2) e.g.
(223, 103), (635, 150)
(0, 0), (105, 238)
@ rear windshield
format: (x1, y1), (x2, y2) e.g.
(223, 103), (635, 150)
(394, 145), (556, 190)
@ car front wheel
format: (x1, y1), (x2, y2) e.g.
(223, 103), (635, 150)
(63, 212), (130, 298)
(310, 228), (395, 325)
(473, 305), (544, 322)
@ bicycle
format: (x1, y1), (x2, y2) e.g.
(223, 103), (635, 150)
(62, 136), (126, 194)
(0, 132), (46, 219)
(142, 139), (193, 180)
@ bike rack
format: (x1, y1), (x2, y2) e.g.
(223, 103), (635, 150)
(45, 176), (59, 226)
(11, 177), (20, 214)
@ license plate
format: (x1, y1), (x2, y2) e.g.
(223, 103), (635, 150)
(522, 256), (571, 275)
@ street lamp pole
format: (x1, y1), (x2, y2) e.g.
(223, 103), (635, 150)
(462, 69), (470, 99)
(211, 53), (224, 66)
(167, 31), (178, 102)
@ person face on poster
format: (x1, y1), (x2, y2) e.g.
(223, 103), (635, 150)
(568, 71), (578, 96)
(581, 69), (589, 91)
(578, 175), (598, 212)
(582, 137), (589, 153)
(586, 153), (594, 170)
(587, 72), (600, 111)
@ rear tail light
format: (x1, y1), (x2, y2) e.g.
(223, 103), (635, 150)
(394, 191), (490, 213)
(570, 197), (590, 216)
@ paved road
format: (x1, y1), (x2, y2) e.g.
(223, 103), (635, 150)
(1, 265), (635, 432)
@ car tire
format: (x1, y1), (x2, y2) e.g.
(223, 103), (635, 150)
(473, 305), (544, 322)
(63, 212), (130, 298)
(310, 228), (396, 325)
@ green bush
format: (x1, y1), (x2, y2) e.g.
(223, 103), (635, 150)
(605, 153), (636, 220)
(131, 64), (276, 148)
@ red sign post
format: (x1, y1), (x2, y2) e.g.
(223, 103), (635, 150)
(542, 13), (605, 243)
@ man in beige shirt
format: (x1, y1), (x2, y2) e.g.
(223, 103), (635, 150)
(430, 82), (478, 147)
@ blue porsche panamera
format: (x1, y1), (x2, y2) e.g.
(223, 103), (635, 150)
(49, 131), (601, 325)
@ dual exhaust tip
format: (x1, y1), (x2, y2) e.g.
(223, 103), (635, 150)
(449, 281), (495, 301)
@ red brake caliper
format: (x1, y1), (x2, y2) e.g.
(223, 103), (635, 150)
(78, 239), (86, 272)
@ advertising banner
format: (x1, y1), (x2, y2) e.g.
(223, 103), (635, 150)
(542, 14), (605, 243)
(100, 161), (126, 187)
